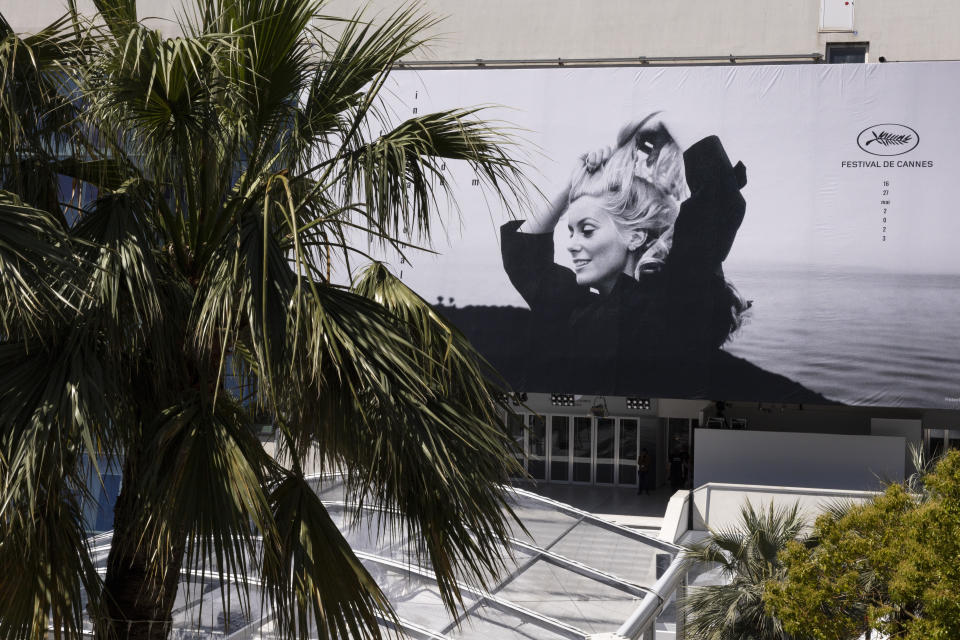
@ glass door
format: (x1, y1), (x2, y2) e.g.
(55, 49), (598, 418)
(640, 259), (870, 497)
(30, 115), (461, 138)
(549, 416), (571, 482)
(928, 429), (945, 459)
(618, 419), (638, 486)
(572, 416), (593, 483)
(595, 418), (615, 484)
(527, 414), (547, 480)
(668, 418), (691, 490)
(949, 429), (960, 451)
(507, 412), (526, 478)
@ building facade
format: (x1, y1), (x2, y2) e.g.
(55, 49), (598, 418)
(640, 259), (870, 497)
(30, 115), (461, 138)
(12, 0), (960, 63)
(11, 0), (960, 493)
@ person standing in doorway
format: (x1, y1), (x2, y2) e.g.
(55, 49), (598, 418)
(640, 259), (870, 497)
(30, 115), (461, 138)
(637, 447), (651, 495)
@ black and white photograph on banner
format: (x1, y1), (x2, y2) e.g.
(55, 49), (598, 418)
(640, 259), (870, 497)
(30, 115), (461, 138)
(361, 62), (960, 410)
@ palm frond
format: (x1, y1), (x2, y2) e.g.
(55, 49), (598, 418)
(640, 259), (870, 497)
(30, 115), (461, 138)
(0, 328), (117, 640)
(236, 196), (299, 397)
(134, 391), (277, 602)
(2, 2), (533, 639)
(272, 280), (427, 454)
(346, 394), (520, 608)
(92, 0), (138, 38)
(261, 472), (396, 640)
(69, 182), (163, 330)
(231, 267), (522, 613)
(353, 262), (509, 410)
(681, 500), (804, 640)
(0, 477), (102, 640)
(89, 26), (226, 148)
(55, 157), (131, 193)
(0, 191), (74, 337)
(0, 319), (127, 480)
(296, 4), (437, 148)
(904, 441), (939, 499)
(817, 498), (858, 528)
(338, 109), (529, 244)
(214, 0), (318, 116)
(0, 13), (82, 213)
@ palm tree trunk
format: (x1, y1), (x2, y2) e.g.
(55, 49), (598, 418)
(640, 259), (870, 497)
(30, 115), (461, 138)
(97, 451), (185, 640)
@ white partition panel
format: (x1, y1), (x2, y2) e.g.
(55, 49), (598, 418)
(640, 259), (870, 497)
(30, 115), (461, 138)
(694, 428), (905, 491)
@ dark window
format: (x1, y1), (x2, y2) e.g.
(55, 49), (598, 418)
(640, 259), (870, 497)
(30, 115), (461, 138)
(826, 42), (869, 63)
(551, 416), (570, 481)
(528, 414), (546, 457)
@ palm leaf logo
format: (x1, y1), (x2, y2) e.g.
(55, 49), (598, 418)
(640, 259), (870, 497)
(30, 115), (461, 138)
(865, 130), (913, 147)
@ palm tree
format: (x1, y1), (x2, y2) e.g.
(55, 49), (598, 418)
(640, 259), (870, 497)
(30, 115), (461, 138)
(0, 2), (530, 639)
(681, 501), (805, 640)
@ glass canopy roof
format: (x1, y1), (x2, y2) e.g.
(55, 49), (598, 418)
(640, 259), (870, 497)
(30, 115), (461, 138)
(85, 476), (683, 640)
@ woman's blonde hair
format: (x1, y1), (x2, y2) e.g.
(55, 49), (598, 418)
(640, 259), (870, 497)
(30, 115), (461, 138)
(567, 126), (689, 278)
(568, 118), (749, 346)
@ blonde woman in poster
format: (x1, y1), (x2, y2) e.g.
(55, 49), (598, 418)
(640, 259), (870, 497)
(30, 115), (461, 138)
(499, 114), (752, 393)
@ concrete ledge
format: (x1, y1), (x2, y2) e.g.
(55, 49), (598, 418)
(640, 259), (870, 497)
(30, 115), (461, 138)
(693, 482), (879, 531)
(658, 490), (692, 544)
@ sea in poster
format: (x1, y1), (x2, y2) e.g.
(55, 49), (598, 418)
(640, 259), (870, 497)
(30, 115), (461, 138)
(356, 62), (960, 410)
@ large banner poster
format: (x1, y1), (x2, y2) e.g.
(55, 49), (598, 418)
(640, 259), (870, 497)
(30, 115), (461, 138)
(373, 63), (960, 410)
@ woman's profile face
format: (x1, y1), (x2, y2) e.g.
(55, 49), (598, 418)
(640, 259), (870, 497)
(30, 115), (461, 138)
(566, 195), (631, 295)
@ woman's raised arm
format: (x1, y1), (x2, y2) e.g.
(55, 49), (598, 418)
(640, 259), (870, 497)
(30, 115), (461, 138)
(518, 185), (570, 234)
(519, 146), (611, 234)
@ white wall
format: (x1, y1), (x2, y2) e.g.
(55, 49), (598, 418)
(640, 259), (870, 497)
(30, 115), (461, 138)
(695, 428), (905, 491)
(7, 0), (172, 33)
(11, 0), (960, 62)
(322, 0), (960, 63)
(871, 418), (922, 474)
